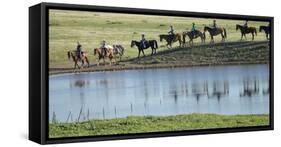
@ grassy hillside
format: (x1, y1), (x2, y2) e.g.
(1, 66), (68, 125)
(49, 10), (269, 67)
(49, 113), (269, 138)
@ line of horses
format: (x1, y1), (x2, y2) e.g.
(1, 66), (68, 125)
(66, 25), (270, 69)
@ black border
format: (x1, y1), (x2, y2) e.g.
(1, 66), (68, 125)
(32, 2), (274, 144)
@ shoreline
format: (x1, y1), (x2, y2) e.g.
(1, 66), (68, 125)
(49, 61), (269, 75)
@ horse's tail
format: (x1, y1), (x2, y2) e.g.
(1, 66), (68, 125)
(254, 28), (257, 36)
(155, 40), (158, 49)
(67, 51), (71, 60)
(182, 32), (186, 44)
(223, 28), (227, 38)
(203, 32), (206, 40)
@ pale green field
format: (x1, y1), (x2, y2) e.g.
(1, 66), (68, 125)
(49, 9), (269, 67)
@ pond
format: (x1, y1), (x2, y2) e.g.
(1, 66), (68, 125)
(49, 64), (269, 123)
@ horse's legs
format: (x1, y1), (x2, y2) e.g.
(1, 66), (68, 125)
(109, 57), (112, 66)
(80, 60), (85, 69)
(96, 58), (100, 66)
(210, 36), (214, 43)
(74, 61), (77, 69)
(252, 33), (254, 41)
(138, 50), (141, 58)
(85, 57), (90, 68)
(142, 49), (145, 57)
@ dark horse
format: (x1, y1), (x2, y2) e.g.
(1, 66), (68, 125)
(131, 40), (158, 58)
(182, 30), (205, 46)
(204, 26), (227, 43)
(159, 33), (182, 48)
(259, 26), (270, 40)
(236, 24), (257, 41)
(67, 51), (89, 69)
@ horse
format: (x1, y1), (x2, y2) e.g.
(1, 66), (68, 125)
(236, 24), (257, 41)
(159, 33), (182, 48)
(259, 26), (270, 40)
(93, 48), (114, 66)
(203, 26), (227, 43)
(182, 30), (205, 46)
(112, 44), (125, 61)
(67, 50), (90, 69)
(131, 40), (158, 58)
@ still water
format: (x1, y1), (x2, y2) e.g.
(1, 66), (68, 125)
(49, 64), (269, 122)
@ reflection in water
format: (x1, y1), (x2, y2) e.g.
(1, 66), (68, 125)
(49, 65), (270, 122)
(240, 78), (259, 97)
(208, 81), (229, 102)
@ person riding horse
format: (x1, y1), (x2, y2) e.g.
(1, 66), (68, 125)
(140, 33), (146, 49)
(76, 42), (82, 59)
(244, 20), (248, 29)
(168, 25), (175, 41)
(100, 40), (108, 56)
(191, 22), (197, 37)
(213, 20), (217, 28)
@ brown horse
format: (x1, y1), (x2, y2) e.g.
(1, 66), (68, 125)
(159, 33), (182, 48)
(67, 51), (90, 69)
(204, 26), (227, 43)
(93, 48), (114, 66)
(236, 24), (257, 41)
(182, 30), (205, 46)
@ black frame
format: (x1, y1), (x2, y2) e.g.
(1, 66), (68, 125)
(29, 2), (274, 144)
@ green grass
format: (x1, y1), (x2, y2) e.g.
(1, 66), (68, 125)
(49, 113), (269, 138)
(49, 9), (269, 67)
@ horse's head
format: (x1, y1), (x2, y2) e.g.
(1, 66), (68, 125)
(67, 51), (71, 60)
(236, 24), (239, 31)
(203, 26), (208, 32)
(259, 26), (262, 32)
(159, 35), (163, 42)
(93, 48), (98, 55)
(130, 40), (135, 48)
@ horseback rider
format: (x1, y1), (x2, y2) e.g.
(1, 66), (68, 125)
(213, 20), (217, 28)
(76, 42), (82, 59)
(140, 33), (146, 49)
(168, 25), (175, 41)
(101, 40), (108, 56)
(191, 22), (197, 37)
(244, 20), (248, 29)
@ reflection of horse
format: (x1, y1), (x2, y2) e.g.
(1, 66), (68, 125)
(112, 44), (125, 61)
(182, 30), (205, 46)
(131, 40), (158, 58)
(204, 26), (227, 43)
(67, 50), (89, 69)
(240, 78), (259, 97)
(207, 81), (229, 100)
(259, 26), (270, 40)
(236, 24), (257, 40)
(159, 33), (182, 48)
(93, 48), (114, 66)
